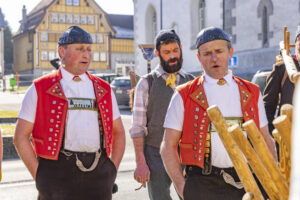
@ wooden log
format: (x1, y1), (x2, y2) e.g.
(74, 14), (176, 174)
(243, 120), (289, 199)
(229, 124), (281, 200)
(280, 104), (293, 123)
(207, 105), (264, 200)
(273, 115), (291, 153)
(273, 115), (292, 184)
(242, 192), (254, 200)
(272, 129), (287, 177)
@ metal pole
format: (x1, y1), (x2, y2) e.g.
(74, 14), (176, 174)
(147, 60), (151, 73)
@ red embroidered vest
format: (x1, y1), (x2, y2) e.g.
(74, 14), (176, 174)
(177, 75), (260, 168)
(32, 69), (113, 160)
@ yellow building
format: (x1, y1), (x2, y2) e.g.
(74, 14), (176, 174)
(13, 0), (134, 78)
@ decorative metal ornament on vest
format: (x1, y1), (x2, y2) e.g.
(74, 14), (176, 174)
(166, 73), (176, 86)
(72, 75), (81, 82)
(217, 78), (226, 86)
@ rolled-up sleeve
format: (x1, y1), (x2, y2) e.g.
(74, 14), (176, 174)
(129, 78), (149, 138)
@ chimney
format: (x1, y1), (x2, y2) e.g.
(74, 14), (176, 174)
(21, 5), (27, 30)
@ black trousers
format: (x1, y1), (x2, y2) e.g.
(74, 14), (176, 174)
(36, 152), (117, 200)
(183, 166), (267, 200)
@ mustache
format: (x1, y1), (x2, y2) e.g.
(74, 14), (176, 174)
(167, 57), (179, 63)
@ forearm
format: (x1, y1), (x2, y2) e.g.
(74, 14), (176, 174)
(161, 142), (185, 191)
(132, 137), (147, 164)
(14, 134), (38, 179)
(110, 130), (125, 170)
(260, 126), (277, 160)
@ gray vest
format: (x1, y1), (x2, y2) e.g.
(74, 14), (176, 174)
(145, 72), (193, 148)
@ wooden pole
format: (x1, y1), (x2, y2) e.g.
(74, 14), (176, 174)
(207, 105), (264, 200)
(273, 115), (291, 153)
(272, 129), (287, 178)
(229, 124), (281, 200)
(273, 115), (292, 183)
(280, 104), (293, 123)
(243, 120), (289, 199)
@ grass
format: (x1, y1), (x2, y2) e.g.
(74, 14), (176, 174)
(0, 111), (19, 118)
(1, 124), (15, 136)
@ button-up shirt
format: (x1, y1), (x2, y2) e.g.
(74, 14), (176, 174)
(164, 71), (268, 168)
(129, 65), (187, 138)
(18, 67), (120, 152)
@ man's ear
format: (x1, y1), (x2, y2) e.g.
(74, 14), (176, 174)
(197, 52), (201, 62)
(155, 49), (159, 57)
(58, 46), (65, 59)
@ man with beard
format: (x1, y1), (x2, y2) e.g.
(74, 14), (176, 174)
(130, 29), (194, 200)
(263, 26), (300, 133)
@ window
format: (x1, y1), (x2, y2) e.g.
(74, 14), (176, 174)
(41, 51), (48, 61)
(40, 32), (48, 42)
(91, 34), (96, 43)
(97, 34), (104, 43)
(59, 13), (65, 23)
(49, 51), (56, 60)
(27, 51), (33, 62)
(262, 6), (268, 47)
(73, 15), (80, 24)
(88, 15), (94, 24)
(66, 0), (79, 6)
(199, 0), (206, 31)
(51, 13), (58, 23)
(73, 0), (79, 6)
(66, 0), (72, 5)
(257, 0), (273, 48)
(93, 52), (100, 61)
(81, 15), (87, 24)
(66, 14), (73, 23)
(100, 52), (106, 62)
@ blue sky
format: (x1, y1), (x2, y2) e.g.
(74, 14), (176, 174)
(1, 0), (134, 32)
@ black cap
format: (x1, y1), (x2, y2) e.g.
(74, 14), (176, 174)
(154, 29), (181, 50)
(295, 26), (300, 42)
(58, 26), (93, 45)
(196, 27), (230, 48)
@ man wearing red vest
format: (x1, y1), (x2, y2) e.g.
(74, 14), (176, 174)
(14, 26), (125, 200)
(161, 27), (276, 200)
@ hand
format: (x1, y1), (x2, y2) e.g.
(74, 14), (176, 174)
(177, 180), (186, 199)
(134, 162), (150, 188)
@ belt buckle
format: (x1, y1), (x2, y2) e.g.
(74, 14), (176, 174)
(201, 165), (212, 175)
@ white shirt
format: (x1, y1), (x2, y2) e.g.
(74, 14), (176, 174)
(18, 67), (120, 152)
(164, 71), (268, 168)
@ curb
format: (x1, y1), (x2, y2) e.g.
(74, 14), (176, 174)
(3, 136), (19, 160)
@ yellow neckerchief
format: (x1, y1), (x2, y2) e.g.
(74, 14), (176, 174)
(166, 73), (176, 86)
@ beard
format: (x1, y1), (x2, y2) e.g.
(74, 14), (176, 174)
(159, 52), (183, 73)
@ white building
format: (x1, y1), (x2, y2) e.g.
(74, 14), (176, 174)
(133, 0), (300, 79)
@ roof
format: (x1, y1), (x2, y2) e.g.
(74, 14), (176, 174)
(107, 14), (134, 39)
(0, 8), (6, 28)
(14, 0), (133, 39)
(14, 0), (55, 36)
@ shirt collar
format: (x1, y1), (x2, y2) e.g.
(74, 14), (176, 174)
(203, 70), (233, 85)
(154, 65), (186, 78)
(60, 67), (88, 82)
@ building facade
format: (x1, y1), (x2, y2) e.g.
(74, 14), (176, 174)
(133, 0), (300, 79)
(13, 0), (134, 78)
